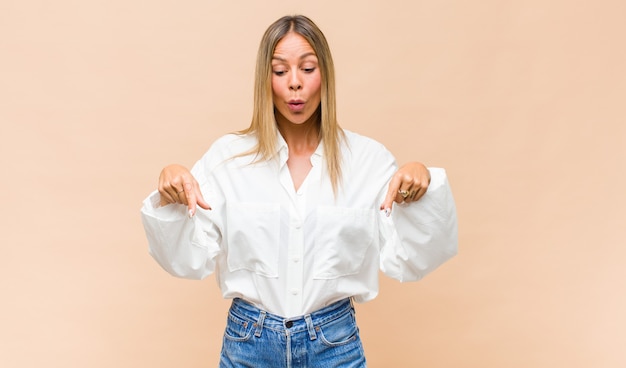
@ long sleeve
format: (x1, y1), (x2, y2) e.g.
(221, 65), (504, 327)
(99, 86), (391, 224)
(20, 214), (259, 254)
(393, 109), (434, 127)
(139, 131), (458, 316)
(378, 167), (458, 282)
(140, 140), (225, 280)
(140, 191), (222, 280)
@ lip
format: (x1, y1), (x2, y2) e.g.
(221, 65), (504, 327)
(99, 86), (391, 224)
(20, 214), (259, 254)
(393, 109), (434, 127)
(287, 99), (305, 112)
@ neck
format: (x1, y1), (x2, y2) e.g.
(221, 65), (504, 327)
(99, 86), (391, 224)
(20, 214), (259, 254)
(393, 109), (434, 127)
(276, 111), (321, 155)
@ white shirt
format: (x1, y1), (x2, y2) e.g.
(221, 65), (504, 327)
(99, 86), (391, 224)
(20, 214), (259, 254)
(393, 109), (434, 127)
(141, 130), (458, 318)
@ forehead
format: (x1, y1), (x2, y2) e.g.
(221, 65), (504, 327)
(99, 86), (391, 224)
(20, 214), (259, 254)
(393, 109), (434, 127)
(273, 32), (316, 59)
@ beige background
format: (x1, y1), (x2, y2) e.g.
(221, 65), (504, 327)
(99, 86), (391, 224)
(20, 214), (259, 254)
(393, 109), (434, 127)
(1, 0), (624, 367)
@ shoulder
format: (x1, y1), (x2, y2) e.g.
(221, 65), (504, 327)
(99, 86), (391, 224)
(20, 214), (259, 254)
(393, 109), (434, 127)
(194, 132), (258, 173)
(338, 129), (398, 189)
(209, 133), (257, 156)
(342, 129), (394, 161)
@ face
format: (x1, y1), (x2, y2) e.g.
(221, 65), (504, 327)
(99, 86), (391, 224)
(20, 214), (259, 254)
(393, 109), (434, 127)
(271, 32), (322, 127)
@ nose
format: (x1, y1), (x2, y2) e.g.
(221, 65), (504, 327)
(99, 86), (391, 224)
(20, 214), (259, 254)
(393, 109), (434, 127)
(289, 71), (302, 91)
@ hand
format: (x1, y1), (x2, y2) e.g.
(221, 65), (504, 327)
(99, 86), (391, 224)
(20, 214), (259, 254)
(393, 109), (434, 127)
(158, 164), (211, 217)
(380, 162), (431, 216)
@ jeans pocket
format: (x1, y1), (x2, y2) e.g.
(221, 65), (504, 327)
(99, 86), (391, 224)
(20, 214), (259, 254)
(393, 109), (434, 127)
(317, 311), (359, 347)
(223, 312), (254, 342)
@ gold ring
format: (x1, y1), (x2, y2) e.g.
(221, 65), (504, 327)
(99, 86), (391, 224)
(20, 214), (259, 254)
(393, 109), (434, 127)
(398, 190), (409, 199)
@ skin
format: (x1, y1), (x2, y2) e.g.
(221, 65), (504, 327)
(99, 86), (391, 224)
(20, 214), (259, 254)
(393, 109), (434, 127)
(158, 32), (430, 217)
(271, 32), (322, 190)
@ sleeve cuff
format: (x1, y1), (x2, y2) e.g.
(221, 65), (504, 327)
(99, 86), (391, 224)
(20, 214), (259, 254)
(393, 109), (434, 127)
(141, 190), (189, 221)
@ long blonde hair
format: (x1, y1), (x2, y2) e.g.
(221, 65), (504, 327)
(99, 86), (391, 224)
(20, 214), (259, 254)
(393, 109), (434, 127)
(238, 15), (345, 194)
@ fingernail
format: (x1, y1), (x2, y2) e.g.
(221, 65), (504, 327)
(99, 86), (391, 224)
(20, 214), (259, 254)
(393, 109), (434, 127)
(188, 209), (194, 218)
(384, 208), (391, 217)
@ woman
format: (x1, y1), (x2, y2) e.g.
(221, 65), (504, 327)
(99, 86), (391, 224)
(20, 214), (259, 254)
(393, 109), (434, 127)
(141, 15), (458, 367)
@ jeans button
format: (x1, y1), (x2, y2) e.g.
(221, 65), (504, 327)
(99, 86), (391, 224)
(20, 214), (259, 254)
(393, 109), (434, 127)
(285, 321), (293, 328)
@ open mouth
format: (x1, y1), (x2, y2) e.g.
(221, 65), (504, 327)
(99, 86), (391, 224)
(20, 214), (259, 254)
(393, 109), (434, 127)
(287, 101), (305, 112)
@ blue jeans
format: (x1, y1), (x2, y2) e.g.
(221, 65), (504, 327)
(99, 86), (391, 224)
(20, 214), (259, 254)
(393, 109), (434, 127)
(219, 298), (367, 367)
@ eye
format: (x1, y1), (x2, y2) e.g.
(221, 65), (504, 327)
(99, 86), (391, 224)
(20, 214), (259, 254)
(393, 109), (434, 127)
(273, 70), (286, 76)
(302, 67), (316, 73)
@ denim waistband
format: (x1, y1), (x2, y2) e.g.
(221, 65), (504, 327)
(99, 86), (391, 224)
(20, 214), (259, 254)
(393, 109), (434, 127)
(228, 298), (354, 340)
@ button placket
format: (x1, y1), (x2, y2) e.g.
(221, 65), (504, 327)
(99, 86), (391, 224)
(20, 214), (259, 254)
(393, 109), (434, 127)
(285, 186), (306, 316)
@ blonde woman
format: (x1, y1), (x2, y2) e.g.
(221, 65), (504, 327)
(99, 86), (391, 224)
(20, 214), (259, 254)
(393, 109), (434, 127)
(141, 15), (458, 367)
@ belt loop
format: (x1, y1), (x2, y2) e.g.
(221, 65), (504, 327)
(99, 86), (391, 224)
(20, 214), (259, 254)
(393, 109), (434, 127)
(254, 310), (266, 338)
(304, 314), (317, 341)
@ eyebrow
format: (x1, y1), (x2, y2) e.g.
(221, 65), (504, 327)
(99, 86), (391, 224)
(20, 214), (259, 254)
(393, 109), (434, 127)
(272, 52), (318, 62)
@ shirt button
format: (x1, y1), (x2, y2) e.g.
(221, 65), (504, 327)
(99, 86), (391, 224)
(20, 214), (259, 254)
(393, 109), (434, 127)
(290, 288), (299, 295)
(292, 256), (300, 263)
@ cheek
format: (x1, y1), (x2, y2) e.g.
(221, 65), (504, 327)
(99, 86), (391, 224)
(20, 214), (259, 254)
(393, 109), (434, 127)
(311, 71), (321, 89)
(271, 78), (280, 96)
(311, 75), (322, 100)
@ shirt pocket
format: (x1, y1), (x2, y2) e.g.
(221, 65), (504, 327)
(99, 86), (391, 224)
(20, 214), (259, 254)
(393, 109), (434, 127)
(313, 206), (376, 279)
(226, 201), (280, 278)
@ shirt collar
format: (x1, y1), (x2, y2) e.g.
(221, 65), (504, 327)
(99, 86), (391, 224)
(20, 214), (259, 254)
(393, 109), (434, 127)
(277, 133), (289, 167)
(276, 132), (324, 167)
(311, 139), (324, 166)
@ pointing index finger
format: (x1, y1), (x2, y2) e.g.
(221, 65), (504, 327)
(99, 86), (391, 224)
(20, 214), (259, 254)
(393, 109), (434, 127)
(183, 182), (196, 218)
(184, 181), (212, 217)
(380, 174), (402, 216)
